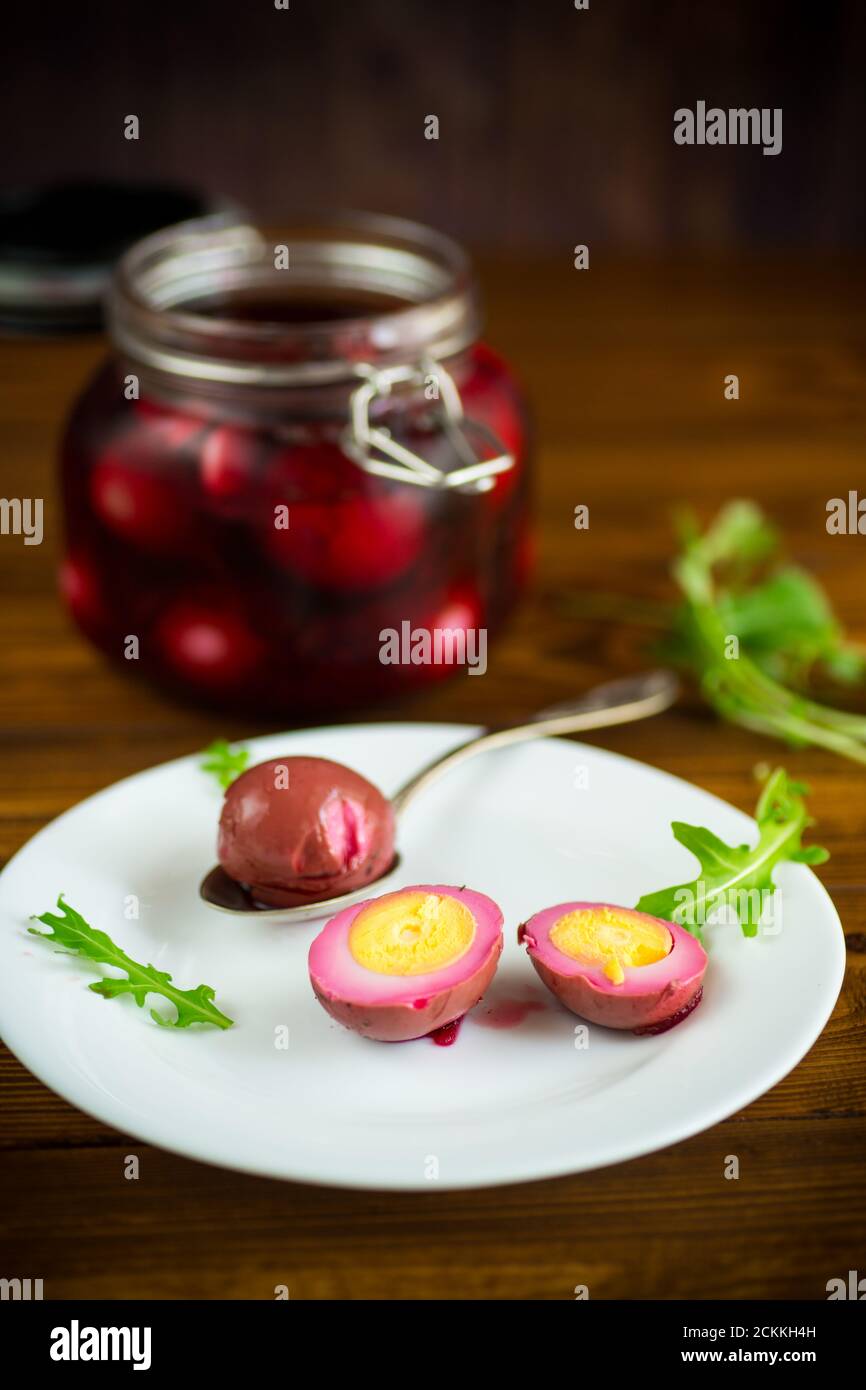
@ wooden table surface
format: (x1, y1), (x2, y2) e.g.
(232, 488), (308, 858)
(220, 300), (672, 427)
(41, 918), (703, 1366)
(1, 255), (865, 1299)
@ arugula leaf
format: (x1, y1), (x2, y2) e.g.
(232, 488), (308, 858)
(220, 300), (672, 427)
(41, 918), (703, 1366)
(30, 897), (234, 1029)
(565, 501), (866, 764)
(724, 567), (846, 657)
(670, 505), (866, 765)
(674, 498), (779, 572)
(200, 738), (249, 790)
(635, 768), (829, 939)
(671, 502), (865, 691)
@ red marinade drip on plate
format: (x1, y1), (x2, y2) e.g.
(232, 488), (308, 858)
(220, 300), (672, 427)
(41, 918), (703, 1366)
(428, 1016), (464, 1046)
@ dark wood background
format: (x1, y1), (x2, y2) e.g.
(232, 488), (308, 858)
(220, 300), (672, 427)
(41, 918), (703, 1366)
(1, 249), (865, 1298)
(3, 0), (865, 252)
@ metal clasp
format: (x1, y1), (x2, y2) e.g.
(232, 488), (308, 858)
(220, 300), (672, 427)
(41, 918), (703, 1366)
(342, 358), (514, 493)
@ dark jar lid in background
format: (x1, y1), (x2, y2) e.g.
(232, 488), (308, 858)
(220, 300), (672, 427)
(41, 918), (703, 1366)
(0, 181), (236, 334)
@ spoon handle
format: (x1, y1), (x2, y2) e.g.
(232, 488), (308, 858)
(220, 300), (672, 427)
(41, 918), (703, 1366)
(389, 670), (679, 819)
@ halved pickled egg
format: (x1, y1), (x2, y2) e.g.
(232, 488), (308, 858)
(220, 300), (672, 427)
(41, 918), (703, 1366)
(518, 901), (707, 1033)
(309, 884), (503, 1042)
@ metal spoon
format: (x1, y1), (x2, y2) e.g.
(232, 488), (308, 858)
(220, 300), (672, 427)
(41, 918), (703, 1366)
(199, 669), (679, 922)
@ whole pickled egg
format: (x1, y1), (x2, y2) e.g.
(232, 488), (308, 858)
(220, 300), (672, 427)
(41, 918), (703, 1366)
(218, 756), (394, 907)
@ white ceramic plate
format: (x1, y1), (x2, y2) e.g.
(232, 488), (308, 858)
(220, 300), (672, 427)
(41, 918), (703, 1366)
(0, 724), (845, 1190)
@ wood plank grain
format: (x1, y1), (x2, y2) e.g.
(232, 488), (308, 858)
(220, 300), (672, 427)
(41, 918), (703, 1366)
(1, 255), (865, 1299)
(0, 1119), (863, 1300)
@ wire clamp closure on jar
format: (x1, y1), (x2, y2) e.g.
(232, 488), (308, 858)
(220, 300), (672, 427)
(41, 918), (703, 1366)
(342, 359), (514, 494)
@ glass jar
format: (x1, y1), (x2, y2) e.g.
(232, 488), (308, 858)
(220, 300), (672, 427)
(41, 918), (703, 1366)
(59, 214), (531, 715)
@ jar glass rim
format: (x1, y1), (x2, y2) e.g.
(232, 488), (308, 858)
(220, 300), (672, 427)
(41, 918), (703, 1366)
(108, 211), (481, 389)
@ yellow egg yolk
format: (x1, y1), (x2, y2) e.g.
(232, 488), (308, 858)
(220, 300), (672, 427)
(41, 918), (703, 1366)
(549, 906), (671, 986)
(349, 891), (476, 976)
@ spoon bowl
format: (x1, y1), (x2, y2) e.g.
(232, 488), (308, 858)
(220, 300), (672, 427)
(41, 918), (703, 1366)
(200, 856), (403, 921)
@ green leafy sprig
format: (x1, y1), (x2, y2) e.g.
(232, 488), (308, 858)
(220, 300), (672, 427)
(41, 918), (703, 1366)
(200, 738), (249, 790)
(635, 768), (829, 938)
(563, 500), (866, 766)
(672, 503), (866, 765)
(30, 896), (234, 1029)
